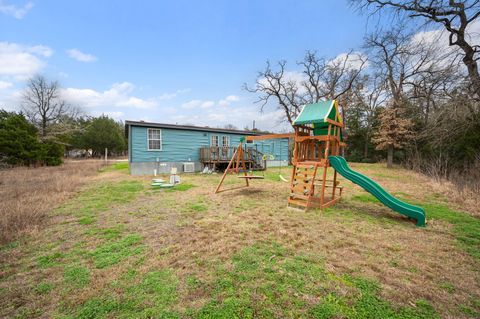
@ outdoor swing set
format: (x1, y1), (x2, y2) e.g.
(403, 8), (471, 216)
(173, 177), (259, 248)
(214, 99), (345, 210)
(214, 133), (293, 192)
(214, 99), (426, 226)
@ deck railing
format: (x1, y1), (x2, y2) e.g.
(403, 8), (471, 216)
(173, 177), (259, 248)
(199, 146), (266, 170)
(199, 146), (237, 162)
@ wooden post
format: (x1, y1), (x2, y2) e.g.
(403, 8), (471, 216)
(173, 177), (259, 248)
(215, 144), (240, 193)
(105, 148), (108, 163)
(332, 170), (338, 199)
(239, 145), (249, 187)
(320, 124), (332, 205)
(306, 164), (318, 208)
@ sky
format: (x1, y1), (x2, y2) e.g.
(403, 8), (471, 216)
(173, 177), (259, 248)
(0, 0), (404, 131)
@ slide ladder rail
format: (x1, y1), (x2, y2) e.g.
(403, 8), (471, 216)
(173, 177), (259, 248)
(328, 156), (426, 227)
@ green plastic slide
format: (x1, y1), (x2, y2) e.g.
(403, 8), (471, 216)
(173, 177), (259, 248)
(328, 156), (426, 227)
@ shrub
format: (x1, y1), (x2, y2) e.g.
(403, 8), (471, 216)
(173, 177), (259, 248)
(40, 141), (64, 166)
(0, 110), (41, 165)
(0, 110), (64, 166)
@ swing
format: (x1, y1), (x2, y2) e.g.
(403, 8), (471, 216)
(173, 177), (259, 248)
(237, 175), (264, 179)
(215, 133), (295, 194)
(236, 146), (267, 179)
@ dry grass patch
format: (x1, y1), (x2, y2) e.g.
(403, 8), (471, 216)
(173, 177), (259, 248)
(0, 160), (106, 244)
(1, 162), (480, 318)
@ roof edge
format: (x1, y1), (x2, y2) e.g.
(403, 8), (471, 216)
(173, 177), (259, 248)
(125, 120), (265, 136)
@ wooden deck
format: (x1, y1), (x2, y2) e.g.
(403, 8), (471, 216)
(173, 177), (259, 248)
(199, 146), (266, 169)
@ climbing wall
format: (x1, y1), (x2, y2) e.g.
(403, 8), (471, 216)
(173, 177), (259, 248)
(288, 163), (318, 208)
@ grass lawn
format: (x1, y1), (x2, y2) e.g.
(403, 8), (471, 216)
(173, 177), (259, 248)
(1, 162), (479, 318)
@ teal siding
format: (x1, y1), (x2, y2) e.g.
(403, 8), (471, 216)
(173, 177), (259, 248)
(257, 138), (289, 161)
(130, 125), (289, 163)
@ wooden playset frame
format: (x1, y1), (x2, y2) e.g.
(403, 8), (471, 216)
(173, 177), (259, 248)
(215, 101), (346, 210)
(214, 99), (426, 226)
(288, 119), (345, 209)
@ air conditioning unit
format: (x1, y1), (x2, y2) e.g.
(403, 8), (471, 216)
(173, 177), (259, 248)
(183, 162), (195, 173)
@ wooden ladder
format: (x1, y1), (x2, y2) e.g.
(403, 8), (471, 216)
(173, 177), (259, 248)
(288, 163), (318, 209)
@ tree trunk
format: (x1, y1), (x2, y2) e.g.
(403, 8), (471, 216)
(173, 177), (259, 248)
(364, 139), (369, 159)
(42, 118), (47, 138)
(387, 144), (394, 169)
(457, 38), (480, 100)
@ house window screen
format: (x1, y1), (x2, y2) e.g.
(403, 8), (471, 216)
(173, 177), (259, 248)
(148, 128), (162, 150)
(222, 136), (230, 147)
(211, 135), (219, 147)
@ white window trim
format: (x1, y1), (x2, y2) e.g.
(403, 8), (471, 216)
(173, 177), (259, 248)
(222, 135), (230, 147)
(211, 135), (219, 147)
(147, 128), (162, 151)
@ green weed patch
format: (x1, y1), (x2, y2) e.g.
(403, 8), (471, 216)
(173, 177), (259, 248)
(90, 234), (143, 269)
(422, 203), (480, 259)
(69, 269), (178, 318)
(351, 194), (379, 203)
(65, 180), (143, 225)
(166, 183), (194, 192)
(37, 252), (65, 268)
(195, 242), (438, 318)
(34, 282), (53, 295)
(100, 162), (129, 172)
(64, 265), (90, 288)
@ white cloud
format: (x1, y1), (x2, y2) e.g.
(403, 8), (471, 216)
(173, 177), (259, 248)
(181, 99), (217, 109)
(410, 21), (480, 69)
(157, 88), (190, 100)
(258, 70), (306, 89)
(328, 51), (368, 70)
(413, 20), (480, 49)
(0, 1), (33, 19)
(171, 105), (288, 132)
(0, 42), (52, 78)
(225, 95), (239, 102)
(62, 82), (157, 109)
(0, 80), (13, 90)
(181, 99), (202, 109)
(184, 95), (240, 109)
(91, 111), (125, 120)
(66, 48), (98, 62)
(200, 100), (215, 109)
(218, 94), (240, 106)
(29, 45), (53, 57)
(117, 96), (156, 109)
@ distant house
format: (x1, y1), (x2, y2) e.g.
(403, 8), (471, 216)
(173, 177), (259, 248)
(125, 120), (289, 175)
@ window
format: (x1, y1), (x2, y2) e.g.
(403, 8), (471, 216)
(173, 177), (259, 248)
(148, 128), (162, 150)
(211, 135), (219, 147)
(222, 135), (230, 147)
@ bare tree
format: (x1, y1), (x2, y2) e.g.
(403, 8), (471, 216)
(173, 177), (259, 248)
(364, 27), (441, 167)
(223, 123), (238, 130)
(244, 60), (304, 125)
(22, 75), (77, 138)
(351, 73), (388, 158)
(364, 26), (439, 109)
(354, 0), (480, 99)
(408, 61), (462, 123)
(245, 50), (367, 126)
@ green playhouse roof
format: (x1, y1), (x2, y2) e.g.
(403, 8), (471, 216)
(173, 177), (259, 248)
(292, 100), (342, 126)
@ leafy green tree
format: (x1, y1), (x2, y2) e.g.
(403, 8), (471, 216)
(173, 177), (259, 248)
(0, 110), (42, 165)
(82, 116), (126, 156)
(0, 110), (65, 166)
(39, 141), (65, 166)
